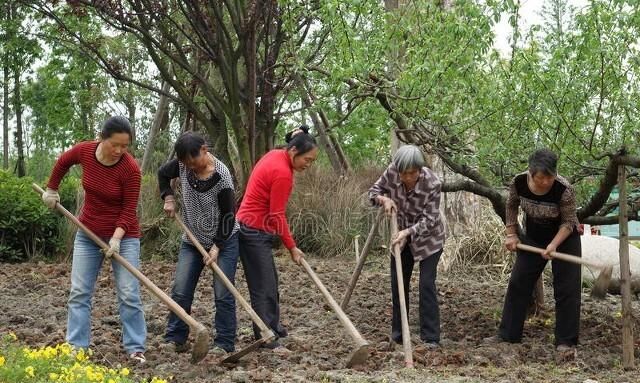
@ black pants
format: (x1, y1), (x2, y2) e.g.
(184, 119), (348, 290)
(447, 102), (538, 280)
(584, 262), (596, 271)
(238, 224), (288, 340)
(499, 234), (582, 346)
(391, 246), (443, 343)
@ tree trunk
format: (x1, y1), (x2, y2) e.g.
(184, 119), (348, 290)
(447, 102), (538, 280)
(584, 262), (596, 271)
(318, 109), (351, 173)
(295, 74), (347, 174)
(141, 81), (171, 173)
(13, 69), (25, 177)
(2, 60), (9, 170)
(125, 84), (136, 148)
(203, 106), (233, 177)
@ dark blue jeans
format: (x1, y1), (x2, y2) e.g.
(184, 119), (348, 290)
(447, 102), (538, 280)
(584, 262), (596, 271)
(165, 233), (239, 352)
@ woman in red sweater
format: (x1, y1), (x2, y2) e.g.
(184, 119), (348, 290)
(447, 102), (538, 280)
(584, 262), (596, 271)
(236, 127), (318, 352)
(41, 116), (146, 363)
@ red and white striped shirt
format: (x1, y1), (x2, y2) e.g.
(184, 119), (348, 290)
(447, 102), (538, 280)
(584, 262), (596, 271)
(47, 141), (141, 238)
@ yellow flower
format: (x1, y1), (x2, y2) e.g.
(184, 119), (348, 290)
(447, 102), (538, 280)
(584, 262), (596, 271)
(49, 372), (59, 380)
(75, 348), (89, 362)
(150, 378), (168, 383)
(0, 355), (5, 366)
(25, 366), (35, 377)
(9, 332), (17, 341)
(58, 343), (73, 356)
(121, 367), (130, 376)
(109, 380), (117, 383)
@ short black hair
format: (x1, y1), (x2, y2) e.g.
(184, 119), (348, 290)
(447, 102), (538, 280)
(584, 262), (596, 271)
(286, 125), (317, 156)
(528, 148), (558, 176)
(174, 131), (207, 161)
(100, 116), (132, 140)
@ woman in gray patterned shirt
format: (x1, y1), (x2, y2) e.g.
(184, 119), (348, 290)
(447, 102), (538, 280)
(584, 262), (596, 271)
(369, 145), (446, 349)
(158, 131), (240, 355)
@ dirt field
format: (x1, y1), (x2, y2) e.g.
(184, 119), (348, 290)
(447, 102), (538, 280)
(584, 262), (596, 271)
(1, 254), (639, 382)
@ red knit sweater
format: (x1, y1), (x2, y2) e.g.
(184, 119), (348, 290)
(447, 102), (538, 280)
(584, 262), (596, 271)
(47, 141), (141, 238)
(237, 149), (296, 249)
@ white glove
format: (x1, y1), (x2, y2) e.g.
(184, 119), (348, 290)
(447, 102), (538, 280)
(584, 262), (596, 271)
(42, 188), (60, 209)
(104, 238), (121, 258)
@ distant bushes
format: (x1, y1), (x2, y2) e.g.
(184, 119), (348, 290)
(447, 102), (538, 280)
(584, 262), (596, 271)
(0, 171), (61, 262)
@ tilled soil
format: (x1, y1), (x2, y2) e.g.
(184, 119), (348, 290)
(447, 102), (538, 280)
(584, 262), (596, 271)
(1, 255), (639, 382)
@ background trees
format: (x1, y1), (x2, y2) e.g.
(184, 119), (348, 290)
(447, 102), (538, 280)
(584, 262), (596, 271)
(1, 0), (639, 260)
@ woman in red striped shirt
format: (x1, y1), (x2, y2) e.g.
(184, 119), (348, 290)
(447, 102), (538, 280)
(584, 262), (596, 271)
(236, 127), (318, 352)
(41, 116), (146, 363)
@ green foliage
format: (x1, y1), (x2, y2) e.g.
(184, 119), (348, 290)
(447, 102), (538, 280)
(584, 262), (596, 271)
(285, 0), (640, 212)
(0, 171), (61, 262)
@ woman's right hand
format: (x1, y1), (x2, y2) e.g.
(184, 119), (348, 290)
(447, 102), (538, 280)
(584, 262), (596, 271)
(377, 196), (397, 215)
(504, 235), (520, 252)
(163, 197), (176, 217)
(289, 247), (304, 265)
(42, 188), (60, 209)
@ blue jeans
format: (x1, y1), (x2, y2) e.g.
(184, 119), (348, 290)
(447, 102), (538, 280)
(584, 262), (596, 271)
(165, 233), (239, 352)
(66, 231), (146, 354)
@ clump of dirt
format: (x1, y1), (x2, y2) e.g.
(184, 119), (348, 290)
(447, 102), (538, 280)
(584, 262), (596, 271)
(1, 255), (638, 382)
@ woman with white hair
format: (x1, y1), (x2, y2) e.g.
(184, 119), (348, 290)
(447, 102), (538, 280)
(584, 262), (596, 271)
(369, 145), (445, 348)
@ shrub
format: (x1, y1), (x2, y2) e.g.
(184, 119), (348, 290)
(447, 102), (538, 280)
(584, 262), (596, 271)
(287, 166), (386, 257)
(138, 174), (181, 261)
(0, 171), (61, 262)
(441, 203), (512, 278)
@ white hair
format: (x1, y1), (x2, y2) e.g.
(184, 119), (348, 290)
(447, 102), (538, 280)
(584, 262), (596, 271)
(392, 145), (425, 172)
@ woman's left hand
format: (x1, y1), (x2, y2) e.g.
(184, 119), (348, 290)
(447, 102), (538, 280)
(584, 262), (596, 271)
(391, 229), (410, 248)
(542, 243), (557, 260)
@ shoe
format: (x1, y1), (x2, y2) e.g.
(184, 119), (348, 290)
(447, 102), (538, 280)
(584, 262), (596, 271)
(555, 344), (577, 363)
(424, 341), (440, 350)
(482, 335), (506, 345)
(160, 341), (189, 353)
(129, 351), (146, 364)
(260, 340), (282, 349)
(210, 345), (229, 356)
(272, 345), (292, 355)
(173, 342), (189, 353)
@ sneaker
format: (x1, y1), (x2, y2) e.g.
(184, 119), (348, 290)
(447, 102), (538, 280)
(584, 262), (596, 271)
(210, 345), (228, 356)
(555, 344), (577, 363)
(129, 351), (146, 364)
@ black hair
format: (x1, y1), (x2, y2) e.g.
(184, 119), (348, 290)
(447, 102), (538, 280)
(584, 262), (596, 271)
(528, 148), (558, 176)
(285, 125), (317, 156)
(174, 131), (207, 161)
(100, 116), (133, 140)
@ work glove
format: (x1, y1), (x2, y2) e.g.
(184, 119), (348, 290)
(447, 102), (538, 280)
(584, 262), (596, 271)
(42, 188), (60, 209)
(104, 237), (121, 259)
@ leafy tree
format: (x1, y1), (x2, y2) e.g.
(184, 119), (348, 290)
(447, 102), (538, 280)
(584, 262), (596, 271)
(299, 0), (640, 223)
